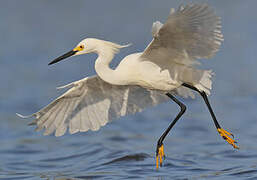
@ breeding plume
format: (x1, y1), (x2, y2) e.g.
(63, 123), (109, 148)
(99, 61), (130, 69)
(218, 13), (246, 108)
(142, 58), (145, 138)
(18, 4), (239, 169)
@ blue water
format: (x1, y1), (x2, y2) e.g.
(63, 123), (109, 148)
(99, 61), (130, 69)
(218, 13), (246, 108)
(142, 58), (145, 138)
(1, 1), (257, 179)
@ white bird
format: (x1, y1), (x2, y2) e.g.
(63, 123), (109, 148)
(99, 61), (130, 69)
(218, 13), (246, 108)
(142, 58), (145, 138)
(18, 3), (239, 169)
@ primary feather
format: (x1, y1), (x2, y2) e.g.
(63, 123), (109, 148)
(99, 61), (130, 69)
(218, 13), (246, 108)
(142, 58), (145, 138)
(142, 3), (223, 66)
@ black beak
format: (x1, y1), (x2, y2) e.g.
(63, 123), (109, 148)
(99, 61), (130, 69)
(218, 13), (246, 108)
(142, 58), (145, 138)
(48, 50), (77, 65)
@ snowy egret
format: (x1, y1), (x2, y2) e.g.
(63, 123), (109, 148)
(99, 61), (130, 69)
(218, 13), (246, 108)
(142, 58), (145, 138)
(18, 3), (239, 169)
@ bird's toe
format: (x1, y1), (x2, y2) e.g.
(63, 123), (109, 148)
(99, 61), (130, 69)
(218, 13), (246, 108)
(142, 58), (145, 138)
(217, 128), (239, 149)
(156, 143), (165, 169)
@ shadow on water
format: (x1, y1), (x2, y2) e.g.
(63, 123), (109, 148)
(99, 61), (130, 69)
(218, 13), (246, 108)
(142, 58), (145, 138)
(102, 153), (150, 165)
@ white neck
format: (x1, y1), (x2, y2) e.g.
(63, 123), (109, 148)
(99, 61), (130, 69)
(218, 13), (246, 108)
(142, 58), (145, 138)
(94, 47), (126, 85)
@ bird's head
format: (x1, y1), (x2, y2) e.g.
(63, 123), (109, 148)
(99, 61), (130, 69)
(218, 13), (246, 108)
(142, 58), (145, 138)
(48, 38), (130, 65)
(48, 38), (98, 65)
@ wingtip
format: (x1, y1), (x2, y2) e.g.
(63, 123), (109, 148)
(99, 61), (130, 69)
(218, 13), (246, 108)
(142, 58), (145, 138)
(16, 113), (33, 119)
(56, 82), (74, 90)
(121, 43), (132, 48)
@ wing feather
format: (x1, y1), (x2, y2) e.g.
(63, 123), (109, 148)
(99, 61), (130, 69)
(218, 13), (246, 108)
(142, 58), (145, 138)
(21, 76), (168, 136)
(141, 3), (223, 66)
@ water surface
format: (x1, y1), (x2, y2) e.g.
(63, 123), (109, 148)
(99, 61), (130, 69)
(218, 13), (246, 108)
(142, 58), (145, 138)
(1, 1), (257, 179)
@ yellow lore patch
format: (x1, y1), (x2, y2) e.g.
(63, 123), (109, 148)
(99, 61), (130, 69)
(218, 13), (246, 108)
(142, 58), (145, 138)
(73, 44), (84, 51)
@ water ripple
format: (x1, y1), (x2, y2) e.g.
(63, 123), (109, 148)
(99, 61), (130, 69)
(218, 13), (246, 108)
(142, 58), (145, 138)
(230, 169), (257, 176)
(2, 1), (257, 178)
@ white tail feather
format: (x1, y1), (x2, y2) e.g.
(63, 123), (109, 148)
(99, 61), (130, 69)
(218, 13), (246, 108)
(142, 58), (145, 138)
(195, 70), (214, 95)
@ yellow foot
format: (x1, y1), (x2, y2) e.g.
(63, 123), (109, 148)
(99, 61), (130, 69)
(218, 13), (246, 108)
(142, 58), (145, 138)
(156, 144), (165, 169)
(218, 128), (239, 149)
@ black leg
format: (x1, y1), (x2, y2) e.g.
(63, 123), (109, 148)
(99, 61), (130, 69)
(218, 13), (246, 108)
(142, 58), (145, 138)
(182, 83), (221, 129)
(182, 83), (239, 149)
(156, 93), (186, 168)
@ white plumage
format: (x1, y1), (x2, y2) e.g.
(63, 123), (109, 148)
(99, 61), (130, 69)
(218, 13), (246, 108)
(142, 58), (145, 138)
(18, 4), (223, 137)
(19, 76), (169, 136)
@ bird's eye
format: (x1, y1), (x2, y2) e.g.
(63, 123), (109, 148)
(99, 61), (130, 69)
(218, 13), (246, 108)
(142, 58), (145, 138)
(79, 45), (84, 50)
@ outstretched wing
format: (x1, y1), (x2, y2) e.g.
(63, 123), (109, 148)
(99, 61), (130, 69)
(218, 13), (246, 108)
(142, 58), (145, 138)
(141, 3), (223, 66)
(19, 76), (168, 136)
